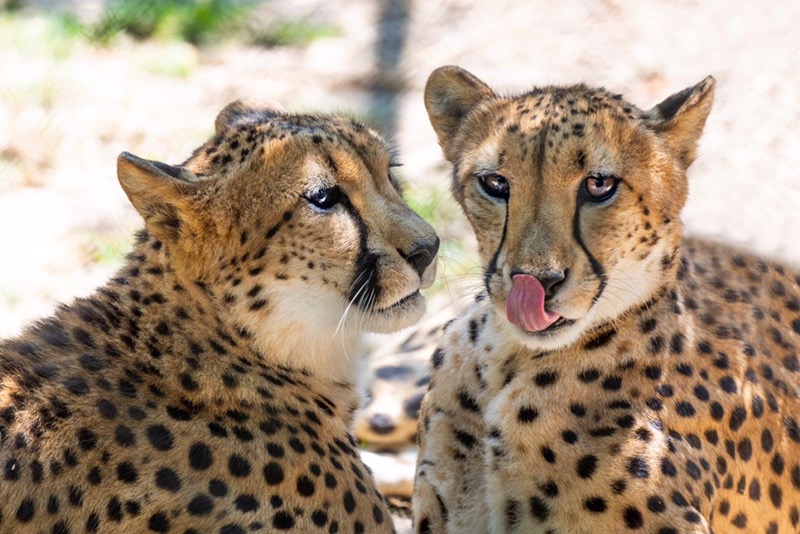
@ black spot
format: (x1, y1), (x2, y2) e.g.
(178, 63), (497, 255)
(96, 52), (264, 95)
(534, 371), (559, 387)
(769, 483), (783, 508)
(643, 366), (662, 380)
(602, 376), (622, 391)
(647, 496), (666, 513)
(272, 511), (295, 529)
(297, 475), (315, 497)
(710, 402), (724, 421)
(263, 462), (284, 485)
(146, 425), (174, 450)
(578, 368), (601, 382)
(628, 456), (649, 478)
(454, 429), (477, 449)
(234, 494), (259, 512)
(529, 496), (549, 521)
(719, 376), (737, 394)
(660, 458), (677, 477)
(117, 461), (138, 483)
(148, 512), (171, 533)
(67, 484), (84, 507)
(431, 349), (444, 369)
(343, 490), (356, 513)
(731, 513), (747, 528)
(77, 427), (98, 451)
(584, 497), (607, 513)
(623, 506), (644, 529)
(209, 479), (228, 497)
(228, 454), (251, 477)
(675, 401), (695, 417)
(155, 467), (181, 492)
(577, 455), (598, 478)
(187, 494), (214, 516)
(729, 405), (747, 431)
(114, 425), (135, 447)
(518, 406), (539, 423)
(786, 417), (800, 442)
(458, 390), (480, 413)
(64, 376), (89, 395)
(738, 438), (753, 461)
(584, 329), (617, 350)
(182, 443), (212, 471)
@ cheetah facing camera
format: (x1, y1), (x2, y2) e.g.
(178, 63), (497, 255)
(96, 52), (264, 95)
(414, 66), (800, 533)
(0, 100), (439, 533)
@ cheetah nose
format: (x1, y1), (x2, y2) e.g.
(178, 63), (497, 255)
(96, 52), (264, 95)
(538, 269), (567, 300)
(403, 236), (440, 278)
(368, 413), (397, 435)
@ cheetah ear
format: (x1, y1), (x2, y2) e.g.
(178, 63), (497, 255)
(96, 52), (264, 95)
(214, 99), (288, 134)
(425, 66), (496, 162)
(117, 152), (200, 244)
(643, 76), (715, 169)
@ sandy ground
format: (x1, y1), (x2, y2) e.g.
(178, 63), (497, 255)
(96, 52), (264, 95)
(2, 1), (800, 530)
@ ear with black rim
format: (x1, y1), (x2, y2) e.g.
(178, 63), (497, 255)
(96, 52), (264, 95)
(644, 76), (715, 169)
(214, 99), (287, 135)
(117, 152), (199, 244)
(424, 66), (495, 162)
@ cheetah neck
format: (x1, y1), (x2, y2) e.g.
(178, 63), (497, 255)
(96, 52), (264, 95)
(123, 234), (366, 389)
(72, 236), (364, 407)
(231, 280), (367, 387)
(481, 271), (691, 376)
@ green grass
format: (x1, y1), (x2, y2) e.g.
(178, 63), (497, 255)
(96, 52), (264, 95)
(84, 232), (133, 267)
(402, 181), (481, 295)
(249, 18), (338, 48)
(75, 0), (256, 46)
(1, 1), (337, 48)
(0, 12), (80, 59)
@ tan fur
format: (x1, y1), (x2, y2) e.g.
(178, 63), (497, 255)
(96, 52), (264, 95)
(0, 101), (439, 533)
(414, 67), (800, 533)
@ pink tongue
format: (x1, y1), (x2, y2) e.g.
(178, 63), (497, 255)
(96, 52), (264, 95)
(506, 274), (561, 332)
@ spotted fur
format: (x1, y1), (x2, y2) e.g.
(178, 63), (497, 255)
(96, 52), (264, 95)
(0, 100), (440, 533)
(414, 66), (800, 533)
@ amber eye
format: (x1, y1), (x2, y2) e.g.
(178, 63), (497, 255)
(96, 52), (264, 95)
(305, 186), (341, 210)
(582, 174), (620, 202)
(478, 174), (510, 200)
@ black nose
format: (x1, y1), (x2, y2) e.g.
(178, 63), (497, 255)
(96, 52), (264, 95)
(539, 269), (567, 300)
(403, 236), (440, 277)
(512, 268), (567, 300)
(368, 414), (396, 435)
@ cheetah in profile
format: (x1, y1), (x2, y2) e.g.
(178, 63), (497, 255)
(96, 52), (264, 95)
(414, 66), (800, 533)
(0, 100), (440, 533)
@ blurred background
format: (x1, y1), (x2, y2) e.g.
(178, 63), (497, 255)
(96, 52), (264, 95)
(1, 0), (799, 341)
(1, 2), (800, 530)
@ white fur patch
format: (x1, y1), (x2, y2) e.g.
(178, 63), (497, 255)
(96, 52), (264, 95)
(236, 280), (366, 385)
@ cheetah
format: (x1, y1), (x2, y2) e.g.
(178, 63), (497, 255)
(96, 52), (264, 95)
(0, 99), (440, 533)
(355, 304), (456, 501)
(413, 66), (800, 533)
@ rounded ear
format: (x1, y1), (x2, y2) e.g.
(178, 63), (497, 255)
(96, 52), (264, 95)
(424, 66), (495, 162)
(117, 152), (199, 244)
(643, 76), (715, 169)
(214, 99), (288, 134)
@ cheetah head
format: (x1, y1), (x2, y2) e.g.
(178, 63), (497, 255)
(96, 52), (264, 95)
(117, 101), (438, 381)
(425, 66), (714, 351)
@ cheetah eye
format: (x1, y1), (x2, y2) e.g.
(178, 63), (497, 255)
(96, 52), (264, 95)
(478, 173), (510, 200)
(305, 186), (341, 210)
(582, 174), (620, 202)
